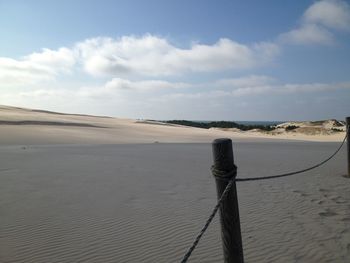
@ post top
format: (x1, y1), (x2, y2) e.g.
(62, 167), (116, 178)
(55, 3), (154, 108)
(212, 138), (235, 173)
(212, 138), (232, 145)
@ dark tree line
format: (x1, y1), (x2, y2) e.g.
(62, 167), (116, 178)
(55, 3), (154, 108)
(165, 120), (275, 131)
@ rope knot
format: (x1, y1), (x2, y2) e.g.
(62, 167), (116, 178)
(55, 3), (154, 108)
(211, 165), (237, 181)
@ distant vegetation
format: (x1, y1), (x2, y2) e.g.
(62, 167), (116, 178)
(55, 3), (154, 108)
(309, 120), (324, 125)
(285, 125), (299, 131)
(165, 120), (275, 131)
(331, 128), (343, 132)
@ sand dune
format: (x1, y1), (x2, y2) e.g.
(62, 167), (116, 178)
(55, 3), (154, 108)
(0, 120), (106, 128)
(0, 105), (233, 145)
(0, 105), (349, 262)
(0, 105), (345, 144)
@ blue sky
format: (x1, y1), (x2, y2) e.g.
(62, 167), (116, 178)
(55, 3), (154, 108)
(0, 0), (349, 120)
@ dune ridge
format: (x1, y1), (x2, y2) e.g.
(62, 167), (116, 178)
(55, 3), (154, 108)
(0, 120), (106, 128)
(0, 105), (346, 145)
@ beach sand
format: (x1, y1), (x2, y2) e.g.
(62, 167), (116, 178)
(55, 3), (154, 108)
(0, 106), (349, 262)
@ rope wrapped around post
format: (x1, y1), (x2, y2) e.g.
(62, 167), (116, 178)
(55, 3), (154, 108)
(212, 138), (244, 263)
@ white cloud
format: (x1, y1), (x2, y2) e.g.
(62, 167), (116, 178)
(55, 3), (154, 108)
(6, 76), (349, 101)
(75, 78), (193, 99)
(0, 47), (75, 86)
(280, 82), (350, 93)
(155, 78), (350, 100)
(104, 78), (191, 91)
(0, 57), (53, 85)
(280, 24), (334, 45)
(304, 0), (350, 31)
(75, 35), (279, 77)
(215, 75), (276, 88)
(279, 0), (350, 45)
(78, 75), (277, 99)
(252, 42), (281, 62)
(220, 78), (350, 96)
(90, 75), (344, 99)
(2, 77), (349, 120)
(0, 35), (279, 87)
(24, 48), (75, 73)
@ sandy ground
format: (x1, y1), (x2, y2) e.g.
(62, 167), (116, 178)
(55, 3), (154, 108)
(0, 105), (346, 144)
(0, 142), (349, 262)
(0, 105), (349, 262)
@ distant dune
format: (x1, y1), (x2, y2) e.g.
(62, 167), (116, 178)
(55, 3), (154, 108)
(0, 105), (345, 145)
(276, 119), (345, 133)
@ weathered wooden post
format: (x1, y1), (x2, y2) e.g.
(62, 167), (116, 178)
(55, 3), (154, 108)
(212, 138), (244, 263)
(346, 117), (350, 177)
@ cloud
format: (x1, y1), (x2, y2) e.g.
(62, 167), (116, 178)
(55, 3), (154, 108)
(75, 35), (280, 77)
(0, 57), (53, 85)
(215, 75), (276, 88)
(279, 0), (350, 45)
(154, 77), (350, 101)
(2, 76), (349, 120)
(104, 78), (191, 91)
(0, 35), (279, 87)
(280, 24), (334, 45)
(78, 75), (278, 99)
(8, 76), (349, 101)
(76, 78), (193, 99)
(24, 47), (76, 73)
(280, 82), (350, 93)
(304, 0), (350, 31)
(219, 78), (350, 96)
(0, 47), (75, 85)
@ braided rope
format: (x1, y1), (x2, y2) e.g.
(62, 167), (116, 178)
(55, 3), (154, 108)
(235, 133), (347, 182)
(180, 178), (235, 263)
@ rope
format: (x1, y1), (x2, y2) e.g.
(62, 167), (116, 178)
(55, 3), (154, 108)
(235, 133), (347, 182)
(180, 178), (235, 263)
(180, 133), (347, 262)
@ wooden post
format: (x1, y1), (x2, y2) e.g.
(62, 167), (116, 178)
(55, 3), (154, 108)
(212, 138), (244, 263)
(346, 117), (350, 177)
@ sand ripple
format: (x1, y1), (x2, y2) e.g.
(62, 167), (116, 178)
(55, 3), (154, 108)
(0, 143), (349, 262)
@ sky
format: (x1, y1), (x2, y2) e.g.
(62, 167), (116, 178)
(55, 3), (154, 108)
(0, 0), (350, 121)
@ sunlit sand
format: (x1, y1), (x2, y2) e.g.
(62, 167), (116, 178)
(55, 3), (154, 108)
(0, 106), (349, 262)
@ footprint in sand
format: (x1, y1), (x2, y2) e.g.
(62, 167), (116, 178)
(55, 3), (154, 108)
(319, 209), (338, 217)
(330, 196), (347, 204)
(292, 190), (310, 197)
(341, 228), (349, 235)
(317, 200), (326, 205)
(319, 188), (332, 196)
(319, 188), (331, 193)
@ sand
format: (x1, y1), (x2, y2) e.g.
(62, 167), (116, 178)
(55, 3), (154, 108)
(0, 142), (349, 262)
(0, 105), (349, 262)
(0, 105), (346, 144)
